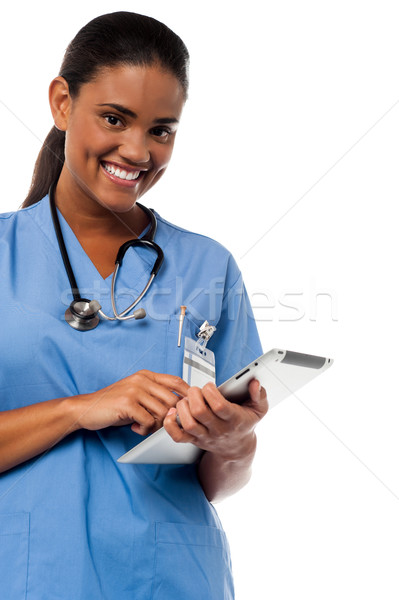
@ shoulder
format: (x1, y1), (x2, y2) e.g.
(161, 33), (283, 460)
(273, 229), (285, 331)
(0, 203), (40, 225)
(155, 213), (228, 251)
(0, 208), (17, 223)
(154, 212), (242, 284)
(155, 211), (239, 261)
(0, 201), (49, 254)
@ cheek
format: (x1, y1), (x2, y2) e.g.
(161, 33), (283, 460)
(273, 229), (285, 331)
(152, 142), (175, 171)
(65, 120), (109, 162)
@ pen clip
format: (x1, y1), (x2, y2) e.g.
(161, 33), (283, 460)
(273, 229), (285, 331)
(177, 305), (187, 347)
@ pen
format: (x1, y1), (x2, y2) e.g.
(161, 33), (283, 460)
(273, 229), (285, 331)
(177, 305), (186, 347)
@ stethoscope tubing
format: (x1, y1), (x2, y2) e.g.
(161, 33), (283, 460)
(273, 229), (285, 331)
(49, 182), (164, 328)
(108, 269), (155, 321)
(49, 183), (81, 302)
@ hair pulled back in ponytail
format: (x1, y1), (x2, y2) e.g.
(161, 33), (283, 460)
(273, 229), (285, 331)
(23, 11), (189, 208)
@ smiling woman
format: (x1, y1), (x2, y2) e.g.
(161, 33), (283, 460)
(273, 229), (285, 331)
(52, 65), (184, 210)
(0, 10), (267, 600)
(23, 13), (188, 278)
(48, 64), (185, 276)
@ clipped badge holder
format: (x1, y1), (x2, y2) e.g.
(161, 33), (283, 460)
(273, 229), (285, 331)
(182, 321), (217, 387)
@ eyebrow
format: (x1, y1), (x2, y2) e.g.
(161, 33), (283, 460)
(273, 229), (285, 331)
(96, 103), (179, 124)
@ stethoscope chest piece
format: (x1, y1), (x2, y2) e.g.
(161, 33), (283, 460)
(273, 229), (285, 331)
(65, 299), (102, 331)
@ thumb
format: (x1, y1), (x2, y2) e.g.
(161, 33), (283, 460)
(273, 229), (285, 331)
(247, 378), (268, 416)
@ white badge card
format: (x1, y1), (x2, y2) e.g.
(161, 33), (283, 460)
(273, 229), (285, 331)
(182, 337), (216, 387)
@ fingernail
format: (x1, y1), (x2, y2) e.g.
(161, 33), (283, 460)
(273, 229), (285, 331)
(167, 408), (176, 416)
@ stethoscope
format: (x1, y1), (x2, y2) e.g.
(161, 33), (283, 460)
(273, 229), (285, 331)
(49, 183), (164, 331)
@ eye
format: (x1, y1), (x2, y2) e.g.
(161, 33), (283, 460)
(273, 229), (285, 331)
(151, 126), (172, 141)
(104, 115), (124, 127)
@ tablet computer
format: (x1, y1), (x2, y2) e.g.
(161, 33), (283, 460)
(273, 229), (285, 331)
(117, 348), (333, 465)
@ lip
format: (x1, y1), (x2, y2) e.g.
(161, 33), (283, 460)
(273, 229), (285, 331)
(100, 161), (146, 187)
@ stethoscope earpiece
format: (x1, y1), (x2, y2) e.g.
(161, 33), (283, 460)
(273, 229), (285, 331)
(132, 308), (146, 320)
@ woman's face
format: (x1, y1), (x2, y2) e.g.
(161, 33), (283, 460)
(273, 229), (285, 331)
(55, 64), (185, 214)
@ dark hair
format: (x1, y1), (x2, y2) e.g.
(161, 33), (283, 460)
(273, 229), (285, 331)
(23, 11), (189, 208)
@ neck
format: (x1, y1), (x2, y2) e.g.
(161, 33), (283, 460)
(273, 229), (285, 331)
(53, 170), (149, 240)
(50, 175), (152, 280)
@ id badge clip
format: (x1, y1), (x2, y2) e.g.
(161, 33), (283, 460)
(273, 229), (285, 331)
(182, 321), (216, 387)
(196, 320), (216, 348)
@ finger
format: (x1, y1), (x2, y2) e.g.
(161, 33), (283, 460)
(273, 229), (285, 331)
(163, 407), (197, 444)
(139, 371), (190, 397)
(246, 379), (269, 417)
(185, 387), (216, 427)
(126, 403), (156, 435)
(137, 392), (174, 421)
(200, 382), (235, 421)
(131, 420), (159, 436)
(176, 398), (209, 437)
(127, 373), (184, 411)
(139, 382), (182, 411)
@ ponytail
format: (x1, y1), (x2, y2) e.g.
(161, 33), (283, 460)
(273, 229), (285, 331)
(22, 127), (65, 208)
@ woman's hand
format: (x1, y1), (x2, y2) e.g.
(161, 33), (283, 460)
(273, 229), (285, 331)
(163, 379), (268, 502)
(74, 370), (190, 436)
(0, 370), (189, 474)
(163, 378), (268, 460)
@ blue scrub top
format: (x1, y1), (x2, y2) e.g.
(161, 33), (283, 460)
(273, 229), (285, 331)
(0, 196), (262, 600)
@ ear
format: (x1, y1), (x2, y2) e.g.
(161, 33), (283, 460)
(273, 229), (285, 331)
(49, 76), (72, 131)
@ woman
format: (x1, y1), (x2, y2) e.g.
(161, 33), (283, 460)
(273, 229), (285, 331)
(0, 12), (267, 600)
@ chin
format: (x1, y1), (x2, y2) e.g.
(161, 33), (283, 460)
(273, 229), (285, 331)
(102, 201), (137, 214)
(91, 189), (139, 213)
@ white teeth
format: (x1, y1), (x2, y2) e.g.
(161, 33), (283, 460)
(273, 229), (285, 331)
(103, 163), (140, 181)
(104, 163), (115, 174)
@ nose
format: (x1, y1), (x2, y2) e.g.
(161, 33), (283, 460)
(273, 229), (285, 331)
(119, 130), (151, 165)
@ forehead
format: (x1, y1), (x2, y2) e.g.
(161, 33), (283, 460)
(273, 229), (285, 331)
(74, 64), (185, 118)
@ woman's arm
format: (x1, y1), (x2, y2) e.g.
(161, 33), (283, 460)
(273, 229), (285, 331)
(0, 371), (189, 473)
(0, 395), (82, 474)
(196, 429), (257, 503)
(164, 378), (268, 502)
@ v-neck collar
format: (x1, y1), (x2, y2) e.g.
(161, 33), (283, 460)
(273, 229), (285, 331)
(28, 195), (156, 290)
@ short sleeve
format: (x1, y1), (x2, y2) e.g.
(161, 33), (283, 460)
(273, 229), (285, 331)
(208, 255), (263, 386)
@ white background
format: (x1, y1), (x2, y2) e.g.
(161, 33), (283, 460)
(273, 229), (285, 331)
(1, 1), (399, 598)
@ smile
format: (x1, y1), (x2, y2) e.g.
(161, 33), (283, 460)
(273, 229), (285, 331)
(101, 162), (141, 181)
